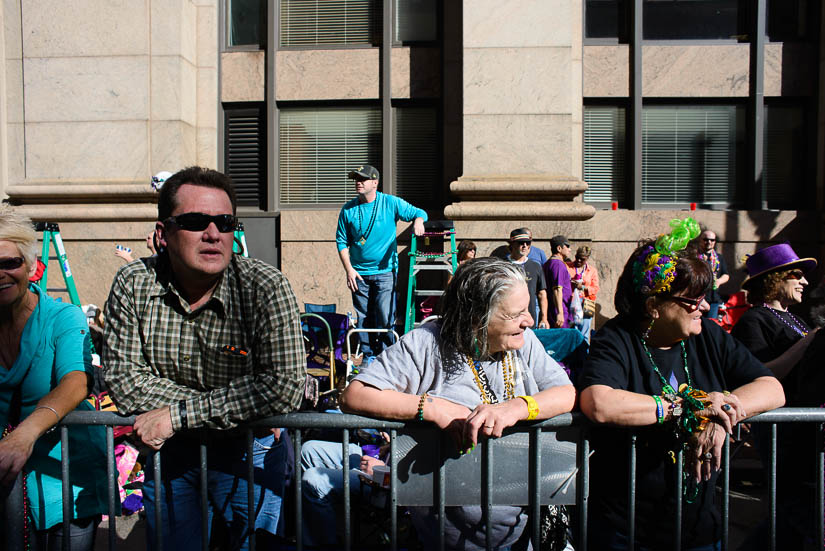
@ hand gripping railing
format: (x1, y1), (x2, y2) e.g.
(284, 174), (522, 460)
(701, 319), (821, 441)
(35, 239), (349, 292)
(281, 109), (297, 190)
(3, 408), (824, 551)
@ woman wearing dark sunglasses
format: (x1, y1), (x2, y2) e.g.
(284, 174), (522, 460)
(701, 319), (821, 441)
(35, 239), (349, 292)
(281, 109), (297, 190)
(0, 205), (108, 549)
(731, 243), (818, 382)
(578, 219), (784, 550)
(730, 243), (819, 550)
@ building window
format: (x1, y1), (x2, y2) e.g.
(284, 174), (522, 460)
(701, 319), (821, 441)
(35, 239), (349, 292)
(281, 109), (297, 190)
(394, 106), (439, 205)
(395, 0), (437, 43)
(279, 107), (382, 205)
(766, 0), (813, 42)
(224, 104), (267, 208)
(585, 0), (625, 41)
(228, 0), (266, 48)
(279, 0), (381, 47)
(644, 0), (745, 41)
(763, 104), (806, 209)
(583, 105), (626, 204)
(642, 104), (744, 206)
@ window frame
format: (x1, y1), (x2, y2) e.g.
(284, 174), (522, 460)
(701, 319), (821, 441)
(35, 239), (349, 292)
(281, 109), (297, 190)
(223, 0), (267, 52)
(583, 99), (630, 209)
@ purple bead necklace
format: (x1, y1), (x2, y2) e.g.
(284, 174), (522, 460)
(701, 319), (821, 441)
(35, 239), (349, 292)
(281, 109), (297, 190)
(762, 303), (808, 337)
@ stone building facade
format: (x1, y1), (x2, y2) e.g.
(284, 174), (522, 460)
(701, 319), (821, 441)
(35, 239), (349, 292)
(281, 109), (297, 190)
(1, 0), (823, 329)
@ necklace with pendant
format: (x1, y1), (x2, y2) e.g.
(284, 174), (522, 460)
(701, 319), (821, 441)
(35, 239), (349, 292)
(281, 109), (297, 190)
(466, 352), (516, 404)
(356, 193), (380, 246)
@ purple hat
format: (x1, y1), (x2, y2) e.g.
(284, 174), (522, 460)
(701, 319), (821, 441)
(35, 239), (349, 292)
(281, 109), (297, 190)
(741, 243), (817, 289)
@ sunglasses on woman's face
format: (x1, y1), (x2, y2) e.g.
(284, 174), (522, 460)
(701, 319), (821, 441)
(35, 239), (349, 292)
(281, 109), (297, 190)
(164, 212), (237, 233)
(0, 257), (25, 271)
(670, 295), (706, 312)
(785, 270), (805, 280)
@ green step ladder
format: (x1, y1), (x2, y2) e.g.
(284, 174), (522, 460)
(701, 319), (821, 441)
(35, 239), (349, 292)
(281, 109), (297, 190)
(35, 222), (82, 307)
(404, 221), (457, 333)
(233, 222), (249, 257)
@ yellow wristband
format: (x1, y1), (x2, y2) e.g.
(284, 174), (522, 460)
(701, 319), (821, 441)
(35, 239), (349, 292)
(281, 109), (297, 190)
(518, 395), (540, 421)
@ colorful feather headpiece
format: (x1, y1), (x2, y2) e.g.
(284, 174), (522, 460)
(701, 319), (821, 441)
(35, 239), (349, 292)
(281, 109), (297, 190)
(632, 218), (701, 296)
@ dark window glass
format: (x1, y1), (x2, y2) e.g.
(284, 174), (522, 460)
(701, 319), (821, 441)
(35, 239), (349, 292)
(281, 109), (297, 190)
(395, 0), (437, 42)
(585, 0), (624, 40)
(394, 106), (439, 205)
(643, 0), (745, 41)
(224, 104), (266, 208)
(766, 0), (810, 42)
(763, 104), (806, 209)
(228, 0), (265, 47)
(642, 105), (744, 205)
(584, 105), (626, 203)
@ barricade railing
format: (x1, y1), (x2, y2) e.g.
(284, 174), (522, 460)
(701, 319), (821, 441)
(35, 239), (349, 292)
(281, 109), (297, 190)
(2, 408), (824, 551)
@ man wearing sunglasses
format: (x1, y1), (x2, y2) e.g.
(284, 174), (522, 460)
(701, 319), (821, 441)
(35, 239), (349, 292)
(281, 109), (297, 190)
(336, 164), (427, 362)
(102, 166), (306, 550)
(698, 229), (729, 320)
(507, 228), (549, 329)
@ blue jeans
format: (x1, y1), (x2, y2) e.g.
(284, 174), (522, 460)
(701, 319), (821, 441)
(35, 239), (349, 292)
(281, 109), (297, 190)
(575, 316), (593, 344)
(300, 440), (369, 547)
(705, 302), (720, 320)
(351, 271), (396, 357)
(143, 431), (287, 551)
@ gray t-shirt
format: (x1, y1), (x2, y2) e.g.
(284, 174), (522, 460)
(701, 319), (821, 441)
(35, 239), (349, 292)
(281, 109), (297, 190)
(353, 322), (572, 550)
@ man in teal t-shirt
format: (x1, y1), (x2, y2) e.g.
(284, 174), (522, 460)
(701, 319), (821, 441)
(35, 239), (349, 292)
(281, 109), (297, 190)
(336, 164), (427, 359)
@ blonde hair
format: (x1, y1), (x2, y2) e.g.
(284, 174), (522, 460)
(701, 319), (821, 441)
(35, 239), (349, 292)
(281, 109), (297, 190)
(0, 204), (37, 266)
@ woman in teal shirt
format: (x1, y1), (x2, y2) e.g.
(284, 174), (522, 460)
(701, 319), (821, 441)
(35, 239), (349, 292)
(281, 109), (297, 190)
(0, 205), (108, 549)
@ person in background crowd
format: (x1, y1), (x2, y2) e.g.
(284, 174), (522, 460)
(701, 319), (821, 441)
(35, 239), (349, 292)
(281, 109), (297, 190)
(506, 228), (549, 329)
(0, 204), (109, 550)
(730, 242), (818, 550)
(457, 240), (477, 265)
(578, 218), (784, 551)
(341, 258), (575, 550)
(697, 230), (729, 320)
(543, 235), (573, 328)
(103, 167), (306, 550)
(731, 243), (818, 384)
(522, 227), (547, 266)
(336, 164), (427, 362)
(567, 245), (600, 342)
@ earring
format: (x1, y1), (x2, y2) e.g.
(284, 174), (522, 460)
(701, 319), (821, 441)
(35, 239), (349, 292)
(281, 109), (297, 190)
(642, 318), (655, 341)
(473, 337), (480, 358)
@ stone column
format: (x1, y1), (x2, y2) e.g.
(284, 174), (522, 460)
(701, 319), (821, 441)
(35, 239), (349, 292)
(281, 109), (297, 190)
(444, 0), (594, 222)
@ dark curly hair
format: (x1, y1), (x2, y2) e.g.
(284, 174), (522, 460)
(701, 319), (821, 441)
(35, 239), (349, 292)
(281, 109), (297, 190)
(744, 268), (798, 305)
(437, 258), (526, 373)
(614, 240), (713, 324)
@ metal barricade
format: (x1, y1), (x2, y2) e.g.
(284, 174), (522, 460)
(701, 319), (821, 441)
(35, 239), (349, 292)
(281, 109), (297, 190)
(2, 408), (824, 551)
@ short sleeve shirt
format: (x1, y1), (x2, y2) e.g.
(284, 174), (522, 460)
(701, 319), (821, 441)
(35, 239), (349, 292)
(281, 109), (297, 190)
(577, 316), (772, 548)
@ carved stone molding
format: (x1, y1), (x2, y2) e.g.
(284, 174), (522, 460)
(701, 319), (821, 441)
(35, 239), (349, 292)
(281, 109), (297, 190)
(444, 175), (596, 220)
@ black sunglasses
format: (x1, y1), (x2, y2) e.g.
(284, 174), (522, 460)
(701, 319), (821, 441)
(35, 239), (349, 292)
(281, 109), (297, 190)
(670, 295), (706, 312)
(785, 269), (805, 281)
(0, 257), (25, 271)
(702, 237), (716, 242)
(165, 212), (237, 233)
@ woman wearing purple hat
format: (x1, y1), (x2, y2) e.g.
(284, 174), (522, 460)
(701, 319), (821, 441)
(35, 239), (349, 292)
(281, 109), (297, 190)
(730, 243), (819, 549)
(731, 243), (818, 382)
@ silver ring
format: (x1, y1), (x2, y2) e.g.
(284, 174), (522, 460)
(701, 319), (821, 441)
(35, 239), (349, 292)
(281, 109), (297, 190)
(722, 404), (732, 412)
(704, 452), (713, 460)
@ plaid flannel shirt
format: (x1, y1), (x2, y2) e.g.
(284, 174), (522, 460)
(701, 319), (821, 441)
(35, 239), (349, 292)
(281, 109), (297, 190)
(102, 255), (306, 431)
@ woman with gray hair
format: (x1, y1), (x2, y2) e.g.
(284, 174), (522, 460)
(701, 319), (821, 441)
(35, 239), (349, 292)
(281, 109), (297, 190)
(341, 257), (575, 549)
(0, 205), (108, 549)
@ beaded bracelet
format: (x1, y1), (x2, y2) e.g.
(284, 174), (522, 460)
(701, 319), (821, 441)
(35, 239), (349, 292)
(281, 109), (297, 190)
(417, 393), (428, 421)
(653, 395), (664, 424)
(179, 400), (188, 430)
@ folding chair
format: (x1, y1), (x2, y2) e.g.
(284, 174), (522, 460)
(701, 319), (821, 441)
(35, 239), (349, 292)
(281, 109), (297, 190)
(301, 311), (351, 392)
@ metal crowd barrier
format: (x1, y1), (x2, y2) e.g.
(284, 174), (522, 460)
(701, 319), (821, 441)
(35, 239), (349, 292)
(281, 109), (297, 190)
(2, 408), (824, 551)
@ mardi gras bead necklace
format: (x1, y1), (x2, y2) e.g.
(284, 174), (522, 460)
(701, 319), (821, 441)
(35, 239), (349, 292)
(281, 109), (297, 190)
(762, 303), (808, 337)
(356, 193), (381, 246)
(466, 352), (516, 404)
